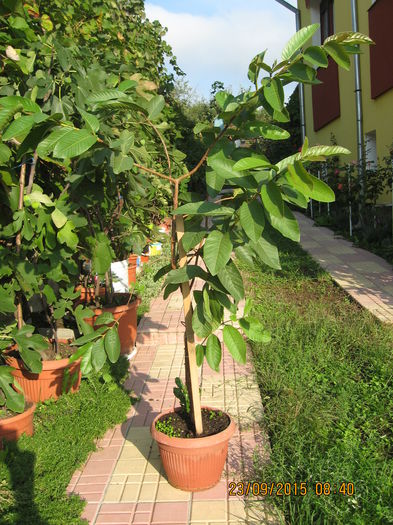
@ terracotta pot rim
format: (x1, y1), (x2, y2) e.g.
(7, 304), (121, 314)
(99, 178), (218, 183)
(151, 406), (236, 448)
(92, 295), (141, 315)
(5, 354), (81, 372)
(0, 401), (36, 426)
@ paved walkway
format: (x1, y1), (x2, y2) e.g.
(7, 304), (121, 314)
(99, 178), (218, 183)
(67, 290), (277, 524)
(296, 212), (393, 323)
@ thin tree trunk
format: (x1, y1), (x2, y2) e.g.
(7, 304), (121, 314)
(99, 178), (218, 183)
(175, 214), (203, 436)
(15, 162), (26, 329)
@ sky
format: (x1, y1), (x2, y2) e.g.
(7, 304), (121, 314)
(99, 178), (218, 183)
(145, 0), (299, 101)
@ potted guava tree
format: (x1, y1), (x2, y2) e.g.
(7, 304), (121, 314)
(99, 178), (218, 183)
(147, 26), (373, 491)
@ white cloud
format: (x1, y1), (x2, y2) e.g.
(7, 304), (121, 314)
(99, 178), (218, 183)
(145, 3), (296, 98)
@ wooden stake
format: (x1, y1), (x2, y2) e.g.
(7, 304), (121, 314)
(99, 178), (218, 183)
(15, 162), (26, 329)
(175, 214), (203, 436)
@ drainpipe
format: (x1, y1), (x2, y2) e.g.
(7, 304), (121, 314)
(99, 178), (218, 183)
(351, 0), (365, 214)
(273, 0), (306, 144)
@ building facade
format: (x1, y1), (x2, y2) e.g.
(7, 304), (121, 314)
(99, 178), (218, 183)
(297, 0), (393, 204)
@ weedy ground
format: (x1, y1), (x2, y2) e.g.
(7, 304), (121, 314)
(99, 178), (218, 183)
(240, 234), (393, 525)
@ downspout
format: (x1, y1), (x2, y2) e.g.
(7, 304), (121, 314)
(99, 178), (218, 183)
(273, 0), (306, 143)
(351, 0), (365, 212)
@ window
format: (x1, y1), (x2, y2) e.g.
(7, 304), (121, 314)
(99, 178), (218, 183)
(320, 0), (334, 43)
(369, 0), (393, 98)
(365, 131), (377, 170)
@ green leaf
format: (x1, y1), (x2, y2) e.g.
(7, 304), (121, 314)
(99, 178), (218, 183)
(0, 96), (40, 113)
(324, 42), (350, 70)
(165, 265), (207, 285)
(324, 31), (373, 46)
(78, 108), (100, 133)
(163, 283), (179, 300)
(233, 155), (272, 171)
(192, 291), (215, 338)
(0, 288), (15, 313)
(208, 157), (240, 180)
(263, 79), (284, 111)
(51, 208), (67, 229)
(147, 95), (165, 120)
(53, 128), (97, 159)
(92, 236), (112, 277)
(282, 24), (319, 60)
(86, 90), (128, 104)
(206, 334), (222, 372)
(36, 128), (71, 158)
(206, 166), (225, 197)
(2, 115), (34, 141)
(302, 145), (350, 158)
(104, 327), (120, 363)
(239, 316), (271, 343)
(308, 174), (336, 202)
(261, 181), (284, 219)
(94, 312), (114, 326)
(110, 152), (134, 174)
(223, 325), (246, 364)
(174, 201), (234, 217)
(57, 221), (78, 250)
(80, 345), (93, 375)
(251, 233), (281, 270)
(195, 344), (205, 367)
(303, 46), (328, 68)
(246, 122), (290, 141)
(203, 230), (232, 276)
(153, 263), (172, 282)
(234, 244), (255, 266)
(91, 338), (107, 371)
(239, 200), (265, 242)
(118, 80), (138, 91)
(0, 367), (24, 413)
(217, 261), (244, 302)
(0, 143), (12, 163)
(181, 229), (206, 252)
(266, 203), (300, 242)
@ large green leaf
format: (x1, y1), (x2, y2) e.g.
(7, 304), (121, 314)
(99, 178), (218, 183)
(0, 96), (41, 113)
(0, 367), (24, 413)
(251, 233), (281, 270)
(78, 108), (100, 133)
(263, 79), (284, 111)
(239, 316), (271, 343)
(174, 201), (234, 217)
(51, 208), (67, 229)
(203, 230), (232, 276)
(324, 42), (350, 70)
(267, 203), (300, 242)
(0, 143), (11, 163)
(233, 155), (272, 171)
(223, 325), (246, 364)
(192, 291), (216, 338)
(208, 157), (240, 180)
(36, 128), (71, 158)
(53, 128), (97, 159)
(302, 145), (350, 158)
(261, 181), (284, 219)
(92, 237), (112, 276)
(195, 344), (205, 367)
(206, 166), (225, 197)
(91, 338), (107, 371)
(239, 200), (265, 242)
(86, 90), (128, 104)
(165, 265), (207, 285)
(217, 261), (244, 302)
(2, 115), (35, 141)
(247, 122), (290, 141)
(324, 31), (373, 46)
(308, 174), (336, 202)
(281, 24), (319, 60)
(303, 46), (328, 68)
(147, 95), (165, 120)
(206, 334), (222, 372)
(57, 222), (78, 249)
(104, 327), (120, 363)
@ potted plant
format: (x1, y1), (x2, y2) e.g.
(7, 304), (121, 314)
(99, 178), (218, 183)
(147, 26), (373, 490)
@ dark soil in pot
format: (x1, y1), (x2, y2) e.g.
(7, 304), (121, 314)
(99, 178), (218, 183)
(6, 341), (74, 362)
(156, 408), (230, 438)
(0, 402), (31, 421)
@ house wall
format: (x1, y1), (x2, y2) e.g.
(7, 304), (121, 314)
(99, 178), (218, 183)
(297, 0), (393, 204)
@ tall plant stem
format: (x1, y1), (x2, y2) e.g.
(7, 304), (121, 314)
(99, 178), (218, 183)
(175, 214), (203, 436)
(15, 162), (26, 329)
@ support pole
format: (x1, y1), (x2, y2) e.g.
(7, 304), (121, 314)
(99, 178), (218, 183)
(175, 215), (203, 436)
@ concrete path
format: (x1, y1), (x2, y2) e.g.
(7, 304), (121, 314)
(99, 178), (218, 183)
(296, 212), (393, 323)
(67, 290), (277, 525)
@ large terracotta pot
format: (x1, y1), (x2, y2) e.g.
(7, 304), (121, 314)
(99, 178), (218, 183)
(128, 255), (138, 285)
(0, 401), (35, 448)
(74, 285), (105, 305)
(6, 355), (81, 403)
(85, 294), (140, 354)
(140, 253), (149, 265)
(151, 407), (236, 492)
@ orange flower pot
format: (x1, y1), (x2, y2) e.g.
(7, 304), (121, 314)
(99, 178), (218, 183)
(74, 285), (105, 305)
(140, 254), (149, 264)
(6, 355), (81, 403)
(0, 401), (35, 448)
(151, 407), (236, 492)
(128, 255), (138, 285)
(85, 294), (140, 354)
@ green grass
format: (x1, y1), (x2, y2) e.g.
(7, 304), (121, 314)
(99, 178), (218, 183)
(240, 235), (393, 525)
(0, 359), (131, 524)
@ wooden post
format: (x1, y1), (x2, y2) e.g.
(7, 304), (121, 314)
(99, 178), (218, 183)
(175, 214), (203, 436)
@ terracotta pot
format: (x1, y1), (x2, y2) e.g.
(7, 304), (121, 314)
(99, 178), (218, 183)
(85, 294), (141, 354)
(6, 355), (82, 403)
(0, 401), (35, 448)
(74, 285), (105, 305)
(151, 407), (236, 492)
(128, 255), (138, 285)
(140, 254), (149, 264)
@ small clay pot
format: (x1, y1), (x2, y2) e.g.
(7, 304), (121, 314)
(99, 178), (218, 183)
(0, 401), (35, 448)
(6, 355), (81, 403)
(85, 294), (141, 354)
(151, 407), (236, 492)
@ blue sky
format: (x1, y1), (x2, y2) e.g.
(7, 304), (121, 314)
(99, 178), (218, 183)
(145, 0), (298, 100)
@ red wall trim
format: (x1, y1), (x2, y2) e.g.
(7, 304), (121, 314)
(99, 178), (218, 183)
(369, 0), (393, 99)
(312, 58), (340, 131)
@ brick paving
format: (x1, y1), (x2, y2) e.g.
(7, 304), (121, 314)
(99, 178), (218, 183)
(68, 290), (278, 524)
(296, 212), (393, 323)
